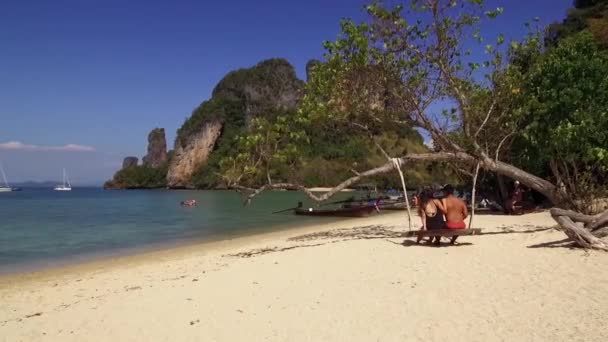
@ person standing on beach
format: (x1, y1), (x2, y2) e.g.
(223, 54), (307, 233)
(505, 180), (524, 215)
(441, 184), (468, 244)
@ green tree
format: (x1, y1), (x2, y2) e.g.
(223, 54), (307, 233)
(104, 165), (168, 189)
(219, 114), (307, 188)
(231, 1), (608, 250)
(512, 32), (608, 207)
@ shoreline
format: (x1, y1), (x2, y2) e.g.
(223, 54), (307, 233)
(0, 212), (390, 284)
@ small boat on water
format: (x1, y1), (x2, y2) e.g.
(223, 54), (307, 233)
(294, 204), (378, 217)
(340, 197), (409, 211)
(54, 168), (72, 191)
(0, 163), (19, 192)
(378, 201), (409, 210)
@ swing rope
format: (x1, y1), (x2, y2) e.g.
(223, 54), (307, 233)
(469, 162), (481, 229)
(391, 158), (412, 231)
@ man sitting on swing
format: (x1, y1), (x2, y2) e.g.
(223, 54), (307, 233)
(441, 184), (468, 244)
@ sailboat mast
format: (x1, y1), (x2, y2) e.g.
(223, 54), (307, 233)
(0, 162), (10, 188)
(66, 169), (71, 188)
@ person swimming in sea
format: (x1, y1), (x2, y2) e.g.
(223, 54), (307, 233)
(180, 199), (197, 207)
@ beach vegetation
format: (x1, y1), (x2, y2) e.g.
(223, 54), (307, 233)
(104, 165), (168, 189)
(226, 0), (608, 250)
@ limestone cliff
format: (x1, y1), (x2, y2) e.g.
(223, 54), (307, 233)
(166, 119), (223, 188)
(142, 128), (168, 168)
(211, 58), (303, 126)
(167, 58), (303, 188)
(104, 58), (304, 189)
(122, 156), (139, 169)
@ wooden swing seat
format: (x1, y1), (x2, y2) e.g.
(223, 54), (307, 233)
(404, 228), (482, 238)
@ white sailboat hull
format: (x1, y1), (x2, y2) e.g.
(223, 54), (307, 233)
(0, 163), (13, 192)
(54, 168), (72, 191)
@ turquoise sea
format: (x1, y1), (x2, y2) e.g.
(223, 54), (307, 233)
(0, 188), (351, 274)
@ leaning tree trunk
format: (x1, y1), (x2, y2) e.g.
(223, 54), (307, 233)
(497, 174), (508, 204)
(480, 157), (608, 250)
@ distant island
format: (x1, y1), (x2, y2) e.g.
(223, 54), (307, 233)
(12, 181), (61, 188)
(11, 181), (100, 188)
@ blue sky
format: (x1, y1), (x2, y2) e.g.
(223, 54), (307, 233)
(0, 0), (572, 184)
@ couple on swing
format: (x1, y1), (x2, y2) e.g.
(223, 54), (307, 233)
(417, 184), (468, 246)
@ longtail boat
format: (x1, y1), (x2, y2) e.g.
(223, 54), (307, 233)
(294, 204), (378, 217)
(378, 201), (409, 210)
(342, 198), (409, 211)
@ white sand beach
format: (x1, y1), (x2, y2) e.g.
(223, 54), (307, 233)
(1, 211), (607, 341)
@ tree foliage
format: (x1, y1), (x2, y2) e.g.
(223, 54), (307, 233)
(300, 0), (519, 170)
(511, 32), (608, 210)
(104, 165), (168, 189)
(546, 0), (608, 46)
(226, 0), (608, 249)
(219, 113), (306, 187)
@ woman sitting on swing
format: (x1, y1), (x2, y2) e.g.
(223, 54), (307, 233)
(417, 189), (446, 245)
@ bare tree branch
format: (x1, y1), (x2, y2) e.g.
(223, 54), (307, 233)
(350, 121), (392, 160)
(469, 162), (481, 229)
(552, 214), (608, 251)
(589, 209), (608, 231)
(549, 208), (601, 224)
(475, 97), (497, 138)
(495, 131), (515, 161)
(233, 152), (474, 204)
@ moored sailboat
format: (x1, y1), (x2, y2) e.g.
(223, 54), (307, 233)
(54, 168), (72, 191)
(0, 163), (18, 192)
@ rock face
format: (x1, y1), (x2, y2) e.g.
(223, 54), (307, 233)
(211, 58), (303, 127)
(167, 58), (304, 188)
(122, 157), (138, 169)
(167, 120), (223, 188)
(306, 59), (321, 82)
(142, 128), (168, 168)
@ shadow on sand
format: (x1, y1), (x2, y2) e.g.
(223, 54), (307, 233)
(389, 239), (474, 248)
(226, 224), (564, 258)
(527, 238), (580, 250)
(481, 226), (553, 236)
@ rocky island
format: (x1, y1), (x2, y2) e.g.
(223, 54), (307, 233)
(105, 58), (428, 189)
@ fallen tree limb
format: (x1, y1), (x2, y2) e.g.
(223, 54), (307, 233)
(551, 214), (608, 251)
(589, 209), (608, 231)
(549, 208), (600, 225)
(549, 208), (608, 233)
(593, 227), (608, 238)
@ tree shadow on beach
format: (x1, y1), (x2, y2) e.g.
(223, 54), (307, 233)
(480, 225), (553, 236)
(387, 239), (473, 248)
(226, 224), (560, 259)
(226, 225), (409, 258)
(527, 238), (580, 250)
(288, 224), (405, 242)
(290, 225), (477, 249)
